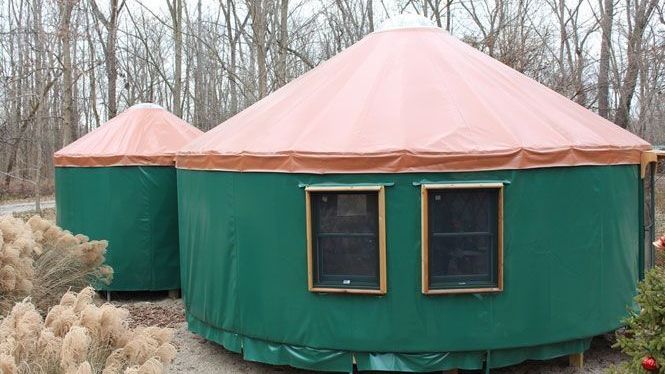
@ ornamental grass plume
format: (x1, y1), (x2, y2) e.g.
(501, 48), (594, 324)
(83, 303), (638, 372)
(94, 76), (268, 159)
(653, 235), (665, 249)
(0, 214), (113, 314)
(61, 326), (91, 371)
(0, 216), (36, 312)
(0, 216), (171, 373)
(0, 287), (176, 373)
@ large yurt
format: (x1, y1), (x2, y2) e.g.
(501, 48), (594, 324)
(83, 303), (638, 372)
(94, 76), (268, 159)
(175, 17), (654, 372)
(54, 103), (203, 292)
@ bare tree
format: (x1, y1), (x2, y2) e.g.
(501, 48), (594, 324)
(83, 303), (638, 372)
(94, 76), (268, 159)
(33, 0), (46, 211)
(248, 0), (269, 99)
(0, 0), (663, 199)
(597, 0), (614, 118)
(276, 0), (289, 87)
(59, 0), (77, 145)
(90, 0), (125, 119)
(615, 0), (660, 128)
(167, 0), (183, 116)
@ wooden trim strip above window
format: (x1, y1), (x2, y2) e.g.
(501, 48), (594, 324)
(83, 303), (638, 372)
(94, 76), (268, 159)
(412, 180), (511, 187)
(420, 182), (505, 189)
(305, 185), (384, 192)
(298, 182), (394, 188)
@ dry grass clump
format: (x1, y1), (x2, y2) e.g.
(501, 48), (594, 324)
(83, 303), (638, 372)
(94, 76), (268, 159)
(0, 287), (176, 373)
(12, 208), (56, 224)
(0, 215), (113, 314)
(0, 216), (35, 305)
(0, 216), (175, 373)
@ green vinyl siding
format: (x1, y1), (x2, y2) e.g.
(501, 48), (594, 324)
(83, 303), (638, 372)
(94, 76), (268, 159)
(55, 166), (180, 291)
(176, 165), (640, 371)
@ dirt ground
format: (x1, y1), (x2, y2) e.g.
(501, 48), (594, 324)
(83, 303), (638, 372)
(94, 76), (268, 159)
(8, 207), (56, 225)
(108, 293), (310, 374)
(108, 293), (625, 374)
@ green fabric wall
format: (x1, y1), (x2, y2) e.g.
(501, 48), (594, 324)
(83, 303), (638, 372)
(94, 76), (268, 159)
(177, 165), (640, 372)
(55, 166), (180, 291)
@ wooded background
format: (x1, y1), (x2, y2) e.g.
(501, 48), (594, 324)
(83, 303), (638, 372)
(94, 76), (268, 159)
(0, 0), (663, 197)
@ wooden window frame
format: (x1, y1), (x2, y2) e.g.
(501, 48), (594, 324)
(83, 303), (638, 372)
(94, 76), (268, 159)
(421, 183), (504, 295)
(305, 185), (387, 295)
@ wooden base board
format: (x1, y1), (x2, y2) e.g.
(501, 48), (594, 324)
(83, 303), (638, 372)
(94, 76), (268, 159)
(569, 352), (584, 368)
(97, 289), (181, 301)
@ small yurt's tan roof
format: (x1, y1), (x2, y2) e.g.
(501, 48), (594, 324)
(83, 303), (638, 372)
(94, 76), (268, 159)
(55, 104), (203, 167)
(177, 26), (649, 174)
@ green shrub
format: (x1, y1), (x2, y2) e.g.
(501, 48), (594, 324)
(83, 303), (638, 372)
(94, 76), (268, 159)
(614, 266), (665, 373)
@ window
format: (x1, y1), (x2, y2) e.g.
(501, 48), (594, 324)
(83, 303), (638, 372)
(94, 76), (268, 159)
(306, 186), (387, 294)
(421, 183), (503, 294)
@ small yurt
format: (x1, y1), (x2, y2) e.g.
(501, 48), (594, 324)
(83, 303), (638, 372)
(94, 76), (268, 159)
(54, 103), (203, 292)
(176, 17), (653, 372)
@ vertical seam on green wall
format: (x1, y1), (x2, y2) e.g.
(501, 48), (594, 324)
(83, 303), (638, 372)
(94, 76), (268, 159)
(176, 170), (184, 305)
(147, 167), (156, 289)
(638, 165), (645, 280)
(649, 166), (656, 268)
(598, 167), (605, 308)
(55, 168), (62, 226)
(231, 172), (243, 350)
(600, 210), (605, 306)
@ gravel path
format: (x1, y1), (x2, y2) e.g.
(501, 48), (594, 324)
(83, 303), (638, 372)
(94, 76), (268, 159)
(171, 324), (310, 374)
(0, 199), (55, 215)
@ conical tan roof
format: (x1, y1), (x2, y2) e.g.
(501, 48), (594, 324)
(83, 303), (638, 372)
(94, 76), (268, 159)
(177, 27), (649, 173)
(55, 104), (203, 167)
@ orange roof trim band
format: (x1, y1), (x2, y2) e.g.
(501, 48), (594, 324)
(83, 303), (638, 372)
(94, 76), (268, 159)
(54, 154), (180, 167)
(55, 104), (203, 167)
(176, 27), (649, 173)
(175, 147), (645, 173)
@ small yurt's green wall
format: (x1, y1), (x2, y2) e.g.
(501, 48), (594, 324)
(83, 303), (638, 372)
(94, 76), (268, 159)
(56, 166), (180, 291)
(176, 164), (641, 372)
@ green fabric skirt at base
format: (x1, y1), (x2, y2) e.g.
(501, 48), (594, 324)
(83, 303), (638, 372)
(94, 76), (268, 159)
(55, 166), (180, 291)
(177, 165), (641, 372)
(186, 311), (591, 372)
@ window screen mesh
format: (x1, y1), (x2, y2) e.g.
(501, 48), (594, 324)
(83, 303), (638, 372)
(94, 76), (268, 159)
(311, 192), (380, 288)
(428, 188), (499, 288)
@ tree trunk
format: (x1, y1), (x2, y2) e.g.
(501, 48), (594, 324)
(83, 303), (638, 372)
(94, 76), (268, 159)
(33, 0), (45, 213)
(223, 0), (239, 114)
(107, 0), (119, 118)
(446, 0), (452, 31)
(90, 0), (123, 119)
(194, 0), (203, 126)
(250, 0), (267, 98)
(614, 0), (659, 128)
(86, 12), (100, 131)
(276, 0), (289, 87)
(168, 0), (183, 116)
(4, 0), (24, 188)
(367, 0), (374, 32)
(597, 0), (613, 119)
(60, 0), (76, 145)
